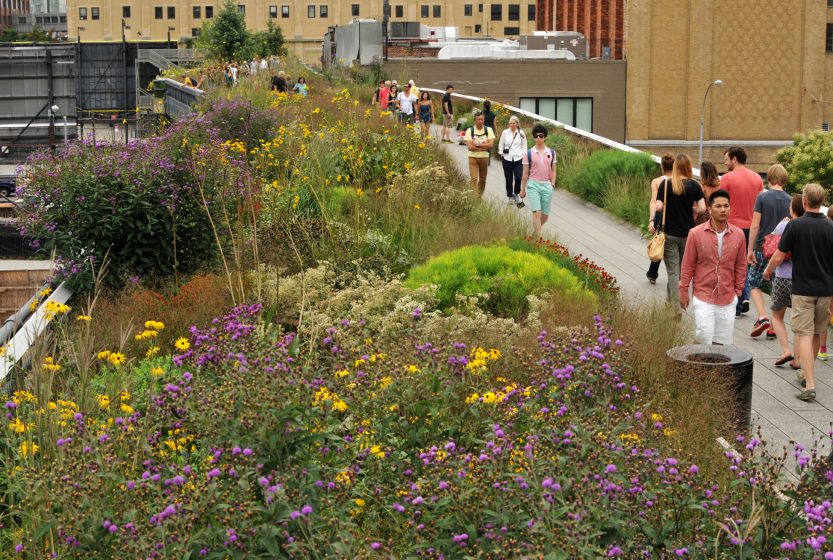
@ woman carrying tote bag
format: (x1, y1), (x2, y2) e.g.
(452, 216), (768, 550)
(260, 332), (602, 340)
(649, 154), (706, 308)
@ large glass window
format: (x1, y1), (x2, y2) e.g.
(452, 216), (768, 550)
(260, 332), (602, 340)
(281, 5), (289, 16)
(490, 3), (501, 20)
(508, 4), (519, 20)
(395, 4), (403, 16)
(193, 5), (201, 17)
(351, 3), (358, 16)
(167, 6), (175, 18)
(528, 3), (534, 20)
(464, 4), (472, 15)
(519, 97), (594, 132)
(205, 5), (213, 17)
(433, 5), (440, 17)
(91, 7), (99, 19)
(122, 5), (130, 17)
(79, 6), (87, 19)
(307, 5), (314, 17)
(319, 5), (327, 17)
(420, 4), (428, 17)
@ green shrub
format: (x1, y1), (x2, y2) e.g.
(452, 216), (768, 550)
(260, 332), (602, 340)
(563, 149), (657, 208)
(776, 130), (833, 192)
(405, 245), (592, 319)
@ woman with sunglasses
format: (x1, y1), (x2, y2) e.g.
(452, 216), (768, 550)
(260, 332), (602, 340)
(520, 124), (557, 238)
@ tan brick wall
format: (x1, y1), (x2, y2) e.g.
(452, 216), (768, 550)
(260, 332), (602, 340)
(627, 0), (829, 170)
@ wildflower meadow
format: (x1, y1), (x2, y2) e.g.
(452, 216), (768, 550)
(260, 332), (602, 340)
(4, 63), (833, 558)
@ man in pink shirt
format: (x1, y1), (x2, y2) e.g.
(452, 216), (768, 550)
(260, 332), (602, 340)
(679, 189), (747, 344)
(721, 146), (764, 316)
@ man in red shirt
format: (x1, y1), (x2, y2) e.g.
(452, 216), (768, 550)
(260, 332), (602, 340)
(679, 190), (747, 344)
(721, 146), (763, 316)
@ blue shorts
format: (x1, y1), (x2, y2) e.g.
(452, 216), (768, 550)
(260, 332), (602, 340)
(526, 179), (554, 215)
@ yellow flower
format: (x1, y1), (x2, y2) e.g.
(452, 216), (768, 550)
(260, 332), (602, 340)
(651, 413), (663, 422)
(335, 470), (352, 485)
(44, 301), (70, 316)
(146, 346), (160, 358)
(97, 395), (110, 409)
(42, 356), (62, 372)
(354, 358), (366, 368)
(465, 393), (480, 404)
(378, 376), (392, 389)
(119, 391), (130, 402)
(75, 315), (92, 322)
(108, 352), (127, 367)
(8, 417), (26, 433)
(97, 350), (112, 361)
(134, 330), (158, 341)
(405, 365), (421, 374)
(663, 428), (678, 437)
(151, 367), (165, 376)
(120, 403), (135, 415)
(332, 400), (348, 413)
(39, 287), (53, 298)
(144, 320), (165, 331)
(174, 337), (190, 352)
(335, 369), (350, 378)
(19, 441), (38, 457)
(369, 445), (385, 459)
(354, 498), (366, 507)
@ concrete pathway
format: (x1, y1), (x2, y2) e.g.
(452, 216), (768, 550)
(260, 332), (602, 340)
(437, 133), (830, 465)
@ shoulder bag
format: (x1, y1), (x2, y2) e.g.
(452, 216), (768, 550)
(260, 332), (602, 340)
(762, 218), (790, 261)
(647, 179), (668, 262)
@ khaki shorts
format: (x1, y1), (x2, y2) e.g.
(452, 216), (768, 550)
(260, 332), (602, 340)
(443, 113), (453, 127)
(791, 295), (832, 336)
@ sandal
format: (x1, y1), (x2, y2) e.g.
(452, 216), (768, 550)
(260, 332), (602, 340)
(797, 389), (816, 402)
(775, 354), (795, 366)
(790, 361), (801, 370)
(796, 369), (806, 388)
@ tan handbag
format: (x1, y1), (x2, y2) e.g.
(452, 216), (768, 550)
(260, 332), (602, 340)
(647, 179), (668, 262)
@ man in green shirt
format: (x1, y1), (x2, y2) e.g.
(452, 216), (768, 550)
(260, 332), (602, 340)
(464, 110), (495, 197)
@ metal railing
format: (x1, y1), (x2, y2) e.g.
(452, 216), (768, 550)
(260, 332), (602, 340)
(422, 88), (675, 171)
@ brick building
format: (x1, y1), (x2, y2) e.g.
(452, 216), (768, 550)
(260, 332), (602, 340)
(536, 0), (624, 59)
(1, 0), (30, 28)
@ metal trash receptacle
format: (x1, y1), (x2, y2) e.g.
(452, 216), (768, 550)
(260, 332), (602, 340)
(666, 344), (754, 434)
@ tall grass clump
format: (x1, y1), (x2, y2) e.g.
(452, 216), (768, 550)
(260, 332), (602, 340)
(560, 149), (657, 226)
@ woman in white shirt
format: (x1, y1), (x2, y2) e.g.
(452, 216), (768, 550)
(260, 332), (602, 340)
(498, 116), (526, 205)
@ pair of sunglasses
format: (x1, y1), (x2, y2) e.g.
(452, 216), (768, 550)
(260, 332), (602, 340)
(534, 134), (546, 138)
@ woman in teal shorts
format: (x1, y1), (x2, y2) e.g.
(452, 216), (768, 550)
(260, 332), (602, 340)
(519, 124), (557, 238)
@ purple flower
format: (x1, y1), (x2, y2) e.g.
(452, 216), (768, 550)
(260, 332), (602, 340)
(608, 546), (623, 557)
(605, 464), (617, 474)
(207, 468), (221, 479)
(452, 533), (468, 543)
(289, 510), (302, 520)
(370, 542), (381, 550)
(301, 505), (313, 515)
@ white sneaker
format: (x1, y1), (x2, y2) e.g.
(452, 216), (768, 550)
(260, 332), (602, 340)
(513, 195), (522, 205)
(507, 198), (516, 205)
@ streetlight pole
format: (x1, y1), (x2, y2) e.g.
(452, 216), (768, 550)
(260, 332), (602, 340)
(122, 19), (130, 143)
(699, 79), (723, 167)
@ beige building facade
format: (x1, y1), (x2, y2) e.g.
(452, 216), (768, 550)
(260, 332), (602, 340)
(626, 0), (832, 170)
(68, 0), (538, 62)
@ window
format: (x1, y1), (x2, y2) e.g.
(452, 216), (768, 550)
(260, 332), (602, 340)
(60, 14), (66, 21)
(433, 4), (440, 17)
(508, 3), (518, 20)
(307, 5), (314, 16)
(193, 5), (200, 17)
(154, 6), (162, 18)
(464, 4), (472, 15)
(420, 5), (427, 17)
(122, 5), (130, 17)
(478, 3), (483, 12)
(167, 6), (175, 17)
(528, 3), (534, 19)
(35, 15), (42, 22)
(319, 4), (327, 16)
(205, 5), (213, 17)
(191, 27), (200, 36)
(395, 4), (403, 16)
(503, 26), (519, 35)
(18, 16), (25, 23)
(474, 23), (481, 32)
(237, 4), (244, 13)
(281, 4), (288, 17)
(91, 6), (99, 19)
(826, 25), (833, 55)
(519, 97), (594, 132)
(351, 3), (358, 16)
(829, 0), (833, 7)
(490, 4), (501, 20)
(269, 4), (276, 17)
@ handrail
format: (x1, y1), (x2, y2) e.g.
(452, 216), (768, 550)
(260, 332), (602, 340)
(0, 281), (73, 382)
(421, 87), (698, 175)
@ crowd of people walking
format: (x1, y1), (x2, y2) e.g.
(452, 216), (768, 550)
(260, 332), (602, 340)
(647, 146), (833, 402)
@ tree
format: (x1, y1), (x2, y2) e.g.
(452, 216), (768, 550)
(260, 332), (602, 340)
(242, 20), (287, 59)
(775, 130), (833, 192)
(198, 0), (249, 60)
(0, 28), (20, 41)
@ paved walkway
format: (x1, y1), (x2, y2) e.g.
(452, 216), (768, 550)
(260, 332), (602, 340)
(438, 133), (831, 464)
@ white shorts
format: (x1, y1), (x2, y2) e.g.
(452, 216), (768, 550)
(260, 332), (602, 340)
(692, 295), (737, 345)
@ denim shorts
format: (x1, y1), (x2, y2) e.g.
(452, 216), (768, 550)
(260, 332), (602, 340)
(526, 179), (554, 215)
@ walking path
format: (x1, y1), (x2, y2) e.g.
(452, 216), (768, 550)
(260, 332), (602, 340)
(438, 134), (830, 466)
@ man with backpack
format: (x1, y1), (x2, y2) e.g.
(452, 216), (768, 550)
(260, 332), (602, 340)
(519, 124), (556, 238)
(464, 110), (495, 196)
